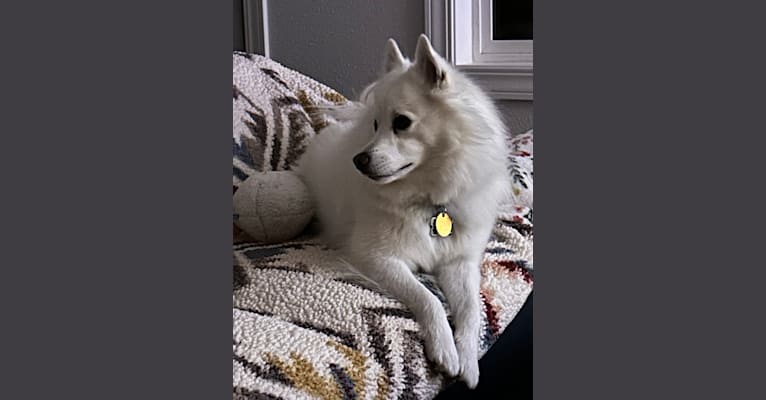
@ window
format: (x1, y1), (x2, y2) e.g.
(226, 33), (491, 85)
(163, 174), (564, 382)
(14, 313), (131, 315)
(426, 0), (533, 100)
(242, 0), (269, 56)
(493, 0), (532, 40)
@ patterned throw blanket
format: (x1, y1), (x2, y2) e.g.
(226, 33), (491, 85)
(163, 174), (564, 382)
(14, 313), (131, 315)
(233, 52), (534, 400)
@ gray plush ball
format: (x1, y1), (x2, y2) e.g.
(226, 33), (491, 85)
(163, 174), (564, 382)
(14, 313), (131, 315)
(233, 171), (314, 244)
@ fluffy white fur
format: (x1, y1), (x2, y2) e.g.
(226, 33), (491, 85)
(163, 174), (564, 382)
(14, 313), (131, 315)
(295, 35), (509, 388)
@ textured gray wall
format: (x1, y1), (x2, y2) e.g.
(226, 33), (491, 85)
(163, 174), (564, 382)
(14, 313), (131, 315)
(264, 0), (533, 133)
(497, 100), (533, 135)
(267, 0), (424, 99)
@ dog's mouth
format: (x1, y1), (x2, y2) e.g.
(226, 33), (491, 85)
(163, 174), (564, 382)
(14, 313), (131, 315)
(367, 163), (414, 183)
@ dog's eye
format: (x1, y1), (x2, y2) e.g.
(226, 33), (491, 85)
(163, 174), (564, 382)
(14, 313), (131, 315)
(392, 115), (411, 132)
(373, 119), (378, 131)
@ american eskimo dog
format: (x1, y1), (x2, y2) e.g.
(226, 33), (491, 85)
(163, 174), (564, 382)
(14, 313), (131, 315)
(296, 34), (509, 388)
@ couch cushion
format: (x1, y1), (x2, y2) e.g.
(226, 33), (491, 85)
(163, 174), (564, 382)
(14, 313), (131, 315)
(506, 130), (533, 209)
(232, 52), (346, 188)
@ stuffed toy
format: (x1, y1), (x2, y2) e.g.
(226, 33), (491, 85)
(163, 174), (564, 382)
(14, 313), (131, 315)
(233, 171), (314, 244)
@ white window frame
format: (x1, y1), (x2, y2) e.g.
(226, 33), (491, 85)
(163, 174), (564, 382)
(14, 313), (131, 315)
(426, 0), (533, 100)
(243, 0), (270, 57)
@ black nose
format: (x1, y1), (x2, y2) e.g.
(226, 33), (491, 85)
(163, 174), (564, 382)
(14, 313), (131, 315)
(353, 152), (371, 172)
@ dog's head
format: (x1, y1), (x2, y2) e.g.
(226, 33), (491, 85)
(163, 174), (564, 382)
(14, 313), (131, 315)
(351, 35), (473, 185)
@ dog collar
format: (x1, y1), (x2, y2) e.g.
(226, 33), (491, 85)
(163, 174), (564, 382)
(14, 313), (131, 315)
(430, 205), (453, 238)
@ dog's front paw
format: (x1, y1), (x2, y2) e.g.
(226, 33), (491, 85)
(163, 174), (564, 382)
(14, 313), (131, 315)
(456, 333), (480, 388)
(423, 322), (460, 376)
(458, 356), (480, 388)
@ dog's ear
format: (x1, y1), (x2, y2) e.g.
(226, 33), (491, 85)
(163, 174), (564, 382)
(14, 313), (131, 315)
(383, 38), (406, 73)
(413, 34), (448, 89)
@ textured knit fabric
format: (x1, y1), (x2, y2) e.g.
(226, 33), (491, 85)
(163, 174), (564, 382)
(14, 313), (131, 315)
(233, 51), (346, 188)
(506, 131), (534, 209)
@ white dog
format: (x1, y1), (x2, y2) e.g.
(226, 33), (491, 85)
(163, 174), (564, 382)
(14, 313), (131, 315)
(296, 34), (509, 388)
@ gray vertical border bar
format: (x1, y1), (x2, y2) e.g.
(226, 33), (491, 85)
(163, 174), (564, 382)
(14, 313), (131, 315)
(536, 0), (766, 399)
(0, 0), (234, 398)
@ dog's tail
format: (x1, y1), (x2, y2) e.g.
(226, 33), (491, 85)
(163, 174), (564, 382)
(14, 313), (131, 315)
(312, 101), (365, 124)
(312, 80), (378, 127)
(328, 256), (384, 293)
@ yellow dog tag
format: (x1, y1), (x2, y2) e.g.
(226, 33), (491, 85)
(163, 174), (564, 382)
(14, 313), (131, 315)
(430, 207), (453, 238)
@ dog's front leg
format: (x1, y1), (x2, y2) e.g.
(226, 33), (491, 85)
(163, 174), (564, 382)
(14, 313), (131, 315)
(436, 254), (484, 388)
(354, 256), (460, 377)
